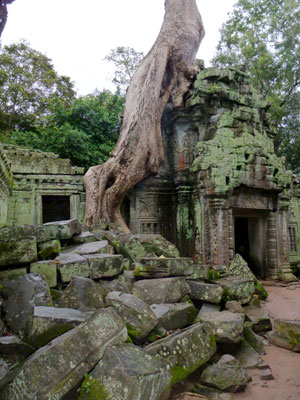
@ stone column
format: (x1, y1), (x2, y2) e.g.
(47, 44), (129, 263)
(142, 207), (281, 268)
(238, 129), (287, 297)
(277, 199), (297, 282)
(267, 211), (279, 279)
(209, 198), (229, 266)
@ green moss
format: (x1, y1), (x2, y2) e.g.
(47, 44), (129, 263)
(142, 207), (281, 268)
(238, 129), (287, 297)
(209, 333), (216, 348)
(208, 268), (220, 281)
(0, 242), (13, 253)
(254, 280), (268, 299)
(78, 375), (109, 400)
(125, 323), (140, 340)
(171, 364), (194, 384)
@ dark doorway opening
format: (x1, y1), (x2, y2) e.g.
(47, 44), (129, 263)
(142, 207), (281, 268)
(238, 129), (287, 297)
(42, 196), (70, 223)
(234, 213), (267, 278)
(235, 217), (250, 263)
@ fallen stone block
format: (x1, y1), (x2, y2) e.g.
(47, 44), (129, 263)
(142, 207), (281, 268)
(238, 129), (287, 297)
(0, 336), (34, 362)
(0, 308), (127, 400)
(58, 276), (104, 311)
(71, 231), (98, 244)
(133, 277), (191, 305)
(200, 354), (251, 392)
(243, 327), (266, 354)
(0, 268), (27, 284)
(188, 281), (223, 304)
(146, 322), (216, 384)
(267, 319), (300, 352)
(83, 254), (124, 279)
(79, 343), (172, 400)
(196, 310), (245, 344)
(234, 339), (265, 369)
(2, 274), (52, 338)
(137, 234), (180, 258)
(134, 257), (193, 278)
(24, 306), (92, 348)
(0, 237), (37, 267)
(75, 240), (113, 255)
(37, 239), (61, 261)
(106, 291), (158, 340)
(151, 303), (198, 331)
(0, 225), (48, 243)
(217, 276), (255, 304)
(30, 260), (57, 288)
(192, 384), (235, 400)
(243, 305), (272, 333)
(43, 218), (81, 240)
(56, 253), (89, 282)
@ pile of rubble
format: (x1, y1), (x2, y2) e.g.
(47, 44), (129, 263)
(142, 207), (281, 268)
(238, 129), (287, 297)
(0, 219), (298, 400)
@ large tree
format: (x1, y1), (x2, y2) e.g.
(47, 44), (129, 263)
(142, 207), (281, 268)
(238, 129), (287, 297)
(0, 0), (15, 38)
(0, 41), (76, 134)
(83, 0), (205, 231)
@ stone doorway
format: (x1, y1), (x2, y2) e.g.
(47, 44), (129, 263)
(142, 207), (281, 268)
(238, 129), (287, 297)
(234, 210), (268, 278)
(42, 195), (70, 223)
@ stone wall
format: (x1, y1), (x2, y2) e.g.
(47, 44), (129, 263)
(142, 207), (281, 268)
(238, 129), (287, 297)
(0, 145), (13, 226)
(2, 144), (85, 226)
(290, 177), (300, 267)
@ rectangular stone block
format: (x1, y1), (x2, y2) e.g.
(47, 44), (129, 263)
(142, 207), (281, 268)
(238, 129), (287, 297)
(0, 268), (27, 284)
(43, 219), (81, 240)
(30, 261), (57, 288)
(146, 322), (216, 384)
(0, 237), (37, 267)
(56, 253), (89, 283)
(134, 257), (194, 278)
(84, 254), (124, 279)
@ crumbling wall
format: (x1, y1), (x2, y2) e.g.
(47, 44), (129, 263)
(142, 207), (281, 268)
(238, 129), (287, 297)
(2, 144), (85, 226)
(0, 145), (13, 226)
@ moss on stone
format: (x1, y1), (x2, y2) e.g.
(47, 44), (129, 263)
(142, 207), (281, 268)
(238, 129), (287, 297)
(79, 375), (109, 400)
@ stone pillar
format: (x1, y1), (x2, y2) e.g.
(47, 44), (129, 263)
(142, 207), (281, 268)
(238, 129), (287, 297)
(209, 198), (229, 266)
(267, 211), (279, 279)
(277, 199), (297, 282)
(228, 208), (235, 262)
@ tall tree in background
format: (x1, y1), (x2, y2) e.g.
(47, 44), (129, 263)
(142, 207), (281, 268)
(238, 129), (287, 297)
(83, 0), (205, 230)
(0, 41), (76, 133)
(0, 0), (15, 38)
(104, 46), (144, 95)
(213, 0), (300, 172)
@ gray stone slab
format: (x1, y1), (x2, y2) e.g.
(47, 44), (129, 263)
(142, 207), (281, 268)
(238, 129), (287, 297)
(25, 306), (93, 348)
(134, 257), (193, 278)
(106, 291), (158, 340)
(0, 237), (37, 267)
(83, 254), (124, 279)
(79, 343), (172, 400)
(75, 240), (113, 255)
(188, 281), (223, 303)
(151, 302), (198, 331)
(43, 218), (81, 240)
(56, 253), (89, 283)
(133, 277), (191, 305)
(146, 322), (216, 384)
(197, 310), (245, 344)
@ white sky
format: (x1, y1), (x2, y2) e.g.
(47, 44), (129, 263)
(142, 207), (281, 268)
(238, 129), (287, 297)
(2, 0), (237, 96)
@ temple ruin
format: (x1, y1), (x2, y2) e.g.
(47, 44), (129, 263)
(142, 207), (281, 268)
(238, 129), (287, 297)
(1, 67), (300, 281)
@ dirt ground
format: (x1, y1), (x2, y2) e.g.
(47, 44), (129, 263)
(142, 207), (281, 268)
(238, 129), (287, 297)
(170, 283), (300, 400)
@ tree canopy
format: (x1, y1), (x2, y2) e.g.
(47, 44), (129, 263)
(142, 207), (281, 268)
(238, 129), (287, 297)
(0, 41), (76, 133)
(0, 41), (125, 169)
(212, 0), (300, 172)
(104, 46), (144, 94)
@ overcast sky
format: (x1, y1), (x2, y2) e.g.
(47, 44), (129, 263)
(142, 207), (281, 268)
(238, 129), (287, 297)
(2, 0), (237, 95)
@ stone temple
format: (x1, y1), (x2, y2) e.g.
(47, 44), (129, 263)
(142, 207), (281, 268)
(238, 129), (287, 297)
(1, 66), (300, 281)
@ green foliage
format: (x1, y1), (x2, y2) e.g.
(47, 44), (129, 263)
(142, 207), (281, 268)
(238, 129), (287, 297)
(212, 0), (300, 172)
(104, 46), (144, 94)
(0, 41), (76, 133)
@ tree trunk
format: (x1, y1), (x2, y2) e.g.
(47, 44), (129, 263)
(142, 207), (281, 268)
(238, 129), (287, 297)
(0, 0), (15, 38)
(84, 0), (205, 231)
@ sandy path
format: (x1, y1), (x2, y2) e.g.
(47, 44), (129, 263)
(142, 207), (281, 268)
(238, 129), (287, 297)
(170, 283), (300, 400)
(232, 283), (300, 400)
